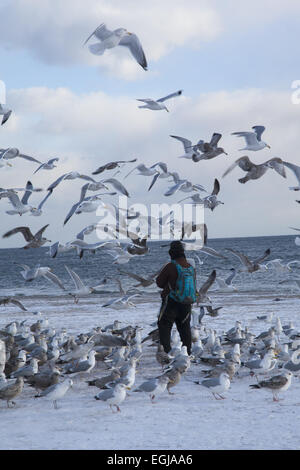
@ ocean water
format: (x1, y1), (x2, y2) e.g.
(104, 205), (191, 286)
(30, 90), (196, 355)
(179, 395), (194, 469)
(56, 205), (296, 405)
(0, 234), (299, 298)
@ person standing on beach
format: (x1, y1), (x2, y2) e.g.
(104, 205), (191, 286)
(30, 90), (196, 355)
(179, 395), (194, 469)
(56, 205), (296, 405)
(155, 241), (197, 356)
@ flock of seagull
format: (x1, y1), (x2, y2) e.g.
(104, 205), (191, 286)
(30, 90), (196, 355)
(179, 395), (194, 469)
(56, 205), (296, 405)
(1, 21), (300, 415)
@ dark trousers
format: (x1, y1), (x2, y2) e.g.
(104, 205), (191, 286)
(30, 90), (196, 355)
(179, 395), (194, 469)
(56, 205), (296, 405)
(158, 296), (192, 356)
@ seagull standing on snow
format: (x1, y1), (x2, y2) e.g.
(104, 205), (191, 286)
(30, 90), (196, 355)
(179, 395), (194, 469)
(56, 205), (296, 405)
(232, 126), (271, 151)
(84, 23), (147, 70)
(94, 383), (128, 412)
(137, 90), (183, 112)
(250, 371), (292, 402)
(194, 372), (231, 400)
(35, 378), (73, 409)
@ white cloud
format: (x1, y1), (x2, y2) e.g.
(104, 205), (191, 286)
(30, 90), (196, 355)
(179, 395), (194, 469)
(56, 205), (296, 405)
(0, 0), (222, 79)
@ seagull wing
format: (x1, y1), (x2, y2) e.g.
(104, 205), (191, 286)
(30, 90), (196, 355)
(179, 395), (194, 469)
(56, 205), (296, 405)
(252, 125), (266, 141)
(43, 271), (66, 291)
(226, 248), (253, 269)
(21, 181), (34, 205)
(231, 131), (258, 146)
(222, 156), (254, 178)
(3, 226), (34, 241)
(200, 246), (227, 260)
(148, 172), (160, 191)
(209, 133), (222, 148)
(37, 190), (53, 212)
(33, 163), (45, 174)
(47, 173), (67, 191)
(253, 248), (271, 265)
(118, 33), (148, 70)
(211, 178), (220, 196)
(6, 191), (23, 209)
(266, 158), (286, 178)
(157, 90), (183, 102)
(118, 269), (144, 282)
(18, 153), (41, 163)
(83, 23), (112, 45)
(225, 270), (236, 286)
(101, 178), (129, 197)
(282, 161), (300, 184)
(164, 182), (186, 197)
(2, 110), (12, 125)
(8, 298), (27, 311)
(199, 270), (216, 297)
(64, 265), (86, 291)
(170, 135), (192, 153)
(34, 224), (49, 240)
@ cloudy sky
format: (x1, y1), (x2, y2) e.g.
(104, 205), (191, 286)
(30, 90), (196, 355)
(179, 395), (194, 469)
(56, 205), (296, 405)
(1, 0), (300, 248)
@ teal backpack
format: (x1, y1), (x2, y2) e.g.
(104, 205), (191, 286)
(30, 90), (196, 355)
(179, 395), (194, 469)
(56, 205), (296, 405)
(169, 260), (197, 305)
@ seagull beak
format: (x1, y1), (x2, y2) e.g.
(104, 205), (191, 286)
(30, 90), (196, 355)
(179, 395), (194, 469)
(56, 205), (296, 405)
(267, 145), (271, 149)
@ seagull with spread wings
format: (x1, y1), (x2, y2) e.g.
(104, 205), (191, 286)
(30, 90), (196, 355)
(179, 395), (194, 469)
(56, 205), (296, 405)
(137, 90), (183, 112)
(5, 181), (42, 216)
(16, 264), (66, 291)
(0, 297), (27, 312)
(222, 156), (286, 184)
(170, 134), (201, 160)
(92, 158), (137, 175)
(47, 171), (96, 191)
(118, 268), (161, 287)
(191, 133), (228, 162)
(231, 125), (271, 151)
(33, 158), (59, 174)
(84, 23), (147, 70)
(0, 147), (41, 164)
(179, 179), (223, 211)
(64, 265), (107, 302)
(226, 247), (271, 273)
(3, 224), (51, 248)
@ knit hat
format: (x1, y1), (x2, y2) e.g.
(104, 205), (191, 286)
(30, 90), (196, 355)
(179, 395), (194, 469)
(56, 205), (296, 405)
(168, 240), (185, 260)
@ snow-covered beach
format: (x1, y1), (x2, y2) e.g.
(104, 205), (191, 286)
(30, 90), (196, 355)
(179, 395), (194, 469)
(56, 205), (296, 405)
(1, 288), (300, 451)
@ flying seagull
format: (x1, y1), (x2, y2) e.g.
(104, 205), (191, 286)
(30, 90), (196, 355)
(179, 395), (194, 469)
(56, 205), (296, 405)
(222, 156), (286, 183)
(5, 181), (42, 216)
(84, 23), (147, 70)
(191, 133), (228, 162)
(0, 297), (27, 312)
(137, 90), (183, 112)
(47, 172), (96, 191)
(92, 158), (137, 175)
(33, 158), (59, 174)
(3, 224), (51, 248)
(0, 147), (41, 163)
(231, 126), (270, 151)
(226, 247), (271, 273)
